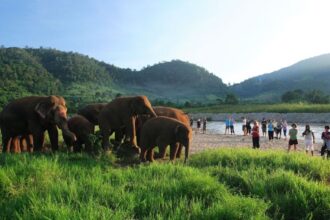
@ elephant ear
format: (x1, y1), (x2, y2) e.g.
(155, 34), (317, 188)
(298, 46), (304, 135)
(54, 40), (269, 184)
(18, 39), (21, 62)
(35, 96), (57, 119)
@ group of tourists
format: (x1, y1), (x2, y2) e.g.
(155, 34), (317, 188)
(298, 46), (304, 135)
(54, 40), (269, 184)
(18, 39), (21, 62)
(245, 118), (330, 157)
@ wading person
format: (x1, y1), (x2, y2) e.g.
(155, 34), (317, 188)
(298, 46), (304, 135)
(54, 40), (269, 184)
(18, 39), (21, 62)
(242, 117), (247, 136)
(261, 117), (267, 137)
(225, 116), (230, 135)
(251, 121), (260, 149)
(302, 125), (315, 156)
(282, 120), (288, 140)
(288, 123), (298, 152)
(268, 120), (274, 141)
(202, 118), (207, 134)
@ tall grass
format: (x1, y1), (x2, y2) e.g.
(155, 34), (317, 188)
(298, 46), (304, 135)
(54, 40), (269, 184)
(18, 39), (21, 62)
(0, 149), (329, 219)
(184, 103), (330, 113)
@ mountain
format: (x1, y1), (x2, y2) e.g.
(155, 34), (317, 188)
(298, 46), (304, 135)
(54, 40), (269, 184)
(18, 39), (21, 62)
(231, 54), (330, 102)
(0, 47), (228, 109)
(230, 54), (330, 102)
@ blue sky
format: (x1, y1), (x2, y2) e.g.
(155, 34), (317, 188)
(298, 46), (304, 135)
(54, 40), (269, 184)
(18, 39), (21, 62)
(1, 0), (330, 84)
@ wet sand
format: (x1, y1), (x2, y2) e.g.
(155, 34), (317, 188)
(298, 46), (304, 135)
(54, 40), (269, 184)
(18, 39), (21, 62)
(191, 129), (322, 155)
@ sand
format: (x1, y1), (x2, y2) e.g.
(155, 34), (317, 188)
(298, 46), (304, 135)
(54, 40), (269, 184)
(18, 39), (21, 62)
(190, 129), (323, 155)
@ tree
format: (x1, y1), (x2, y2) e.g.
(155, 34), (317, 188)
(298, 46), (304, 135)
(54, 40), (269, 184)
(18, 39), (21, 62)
(304, 90), (329, 104)
(225, 93), (239, 105)
(281, 90), (304, 103)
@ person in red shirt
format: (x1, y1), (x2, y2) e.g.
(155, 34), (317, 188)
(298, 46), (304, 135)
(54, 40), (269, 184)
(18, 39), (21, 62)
(252, 121), (260, 149)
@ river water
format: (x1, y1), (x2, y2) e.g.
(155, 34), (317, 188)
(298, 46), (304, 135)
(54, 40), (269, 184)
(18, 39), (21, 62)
(195, 121), (328, 142)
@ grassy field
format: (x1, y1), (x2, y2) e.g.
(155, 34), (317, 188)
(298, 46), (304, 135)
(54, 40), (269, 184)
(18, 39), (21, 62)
(0, 149), (329, 219)
(184, 103), (330, 113)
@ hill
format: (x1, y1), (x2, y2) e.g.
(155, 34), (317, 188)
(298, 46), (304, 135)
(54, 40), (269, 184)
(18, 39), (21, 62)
(0, 47), (228, 109)
(231, 54), (330, 102)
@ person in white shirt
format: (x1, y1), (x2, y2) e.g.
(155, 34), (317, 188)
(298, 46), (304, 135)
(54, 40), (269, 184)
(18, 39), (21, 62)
(302, 125), (315, 156)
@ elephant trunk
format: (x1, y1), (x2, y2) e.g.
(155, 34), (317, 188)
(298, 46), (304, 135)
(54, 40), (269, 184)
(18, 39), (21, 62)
(149, 107), (157, 118)
(184, 142), (189, 164)
(57, 118), (77, 142)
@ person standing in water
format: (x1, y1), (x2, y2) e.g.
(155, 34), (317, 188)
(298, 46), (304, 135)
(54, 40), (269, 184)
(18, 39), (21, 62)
(261, 118), (267, 137)
(302, 125), (315, 156)
(268, 120), (274, 141)
(202, 118), (207, 134)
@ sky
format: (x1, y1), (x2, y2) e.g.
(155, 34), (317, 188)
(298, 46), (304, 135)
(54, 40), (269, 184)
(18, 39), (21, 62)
(1, 0), (330, 84)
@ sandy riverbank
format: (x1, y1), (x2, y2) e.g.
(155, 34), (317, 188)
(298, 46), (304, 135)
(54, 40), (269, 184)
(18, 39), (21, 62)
(190, 130), (323, 155)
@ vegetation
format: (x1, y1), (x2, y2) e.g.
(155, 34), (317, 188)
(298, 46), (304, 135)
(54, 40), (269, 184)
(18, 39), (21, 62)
(0, 149), (329, 219)
(0, 47), (227, 110)
(231, 53), (330, 101)
(184, 103), (330, 113)
(282, 89), (329, 104)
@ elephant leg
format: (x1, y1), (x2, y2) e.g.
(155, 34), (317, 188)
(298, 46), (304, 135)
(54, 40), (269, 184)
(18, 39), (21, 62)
(5, 137), (12, 153)
(176, 144), (183, 158)
(147, 148), (155, 162)
(13, 136), (21, 153)
(73, 140), (83, 153)
(169, 143), (179, 161)
(2, 132), (11, 153)
(155, 146), (167, 159)
(101, 127), (112, 151)
(140, 147), (148, 162)
(33, 132), (45, 152)
(48, 125), (59, 151)
(125, 117), (137, 146)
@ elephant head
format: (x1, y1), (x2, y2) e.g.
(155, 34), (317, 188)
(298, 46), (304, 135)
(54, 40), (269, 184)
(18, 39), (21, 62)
(35, 96), (76, 142)
(175, 124), (192, 163)
(130, 96), (157, 117)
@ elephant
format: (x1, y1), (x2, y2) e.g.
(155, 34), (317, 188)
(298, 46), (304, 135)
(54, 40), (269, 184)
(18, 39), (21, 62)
(0, 96), (76, 152)
(77, 103), (124, 146)
(77, 103), (106, 126)
(139, 116), (192, 163)
(98, 96), (157, 151)
(63, 115), (95, 153)
(136, 106), (191, 158)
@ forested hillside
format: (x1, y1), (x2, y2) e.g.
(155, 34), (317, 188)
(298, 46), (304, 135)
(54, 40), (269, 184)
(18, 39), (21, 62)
(0, 47), (228, 109)
(231, 54), (330, 102)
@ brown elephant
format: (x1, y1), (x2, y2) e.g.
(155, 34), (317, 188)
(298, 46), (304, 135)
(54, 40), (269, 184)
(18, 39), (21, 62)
(98, 96), (157, 151)
(0, 96), (76, 152)
(78, 103), (124, 146)
(77, 103), (106, 126)
(136, 106), (191, 158)
(63, 115), (95, 153)
(140, 116), (192, 163)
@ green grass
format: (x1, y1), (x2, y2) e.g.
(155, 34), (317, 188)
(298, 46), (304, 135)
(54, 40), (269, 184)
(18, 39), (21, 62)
(184, 103), (330, 113)
(0, 149), (329, 219)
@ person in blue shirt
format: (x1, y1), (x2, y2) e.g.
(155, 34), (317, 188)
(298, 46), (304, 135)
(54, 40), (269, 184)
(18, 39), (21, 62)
(225, 116), (230, 135)
(268, 120), (274, 141)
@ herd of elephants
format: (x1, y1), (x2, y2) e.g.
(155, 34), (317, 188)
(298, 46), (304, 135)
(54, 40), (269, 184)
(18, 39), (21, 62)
(0, 95), (192, 163)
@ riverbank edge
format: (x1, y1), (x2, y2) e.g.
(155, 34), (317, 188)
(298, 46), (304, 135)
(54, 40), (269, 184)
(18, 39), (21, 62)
(189, 112), (330, 123)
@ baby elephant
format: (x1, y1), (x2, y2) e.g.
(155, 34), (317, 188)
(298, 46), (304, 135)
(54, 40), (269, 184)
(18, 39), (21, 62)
(63, 115), (94, 153)
(140, 116), (192, 163)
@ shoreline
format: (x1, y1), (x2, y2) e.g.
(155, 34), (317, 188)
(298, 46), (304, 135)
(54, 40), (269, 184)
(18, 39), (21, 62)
(189, 112), (330, 123)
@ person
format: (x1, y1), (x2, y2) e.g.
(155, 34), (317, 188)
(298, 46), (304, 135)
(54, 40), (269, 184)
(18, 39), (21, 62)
(225, 116), (230, 134)
(251, 121), (260, 149)
(196, 118), (201, 133)
(302, 125), (315, 156)
(321, 125), (330, 157)
(246, 119), (252, 135)
(276, 120), (282, 139)
(261, 118), (267, 137)
(242, 117), (247, 136)
(282, 120), (288, 140)
(268, 120), (274, 141)
(190, 117), (193, 127)
(288, 123), (298, 152)
(229, 116), (235, 135)
(202, 118), (207, 134)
